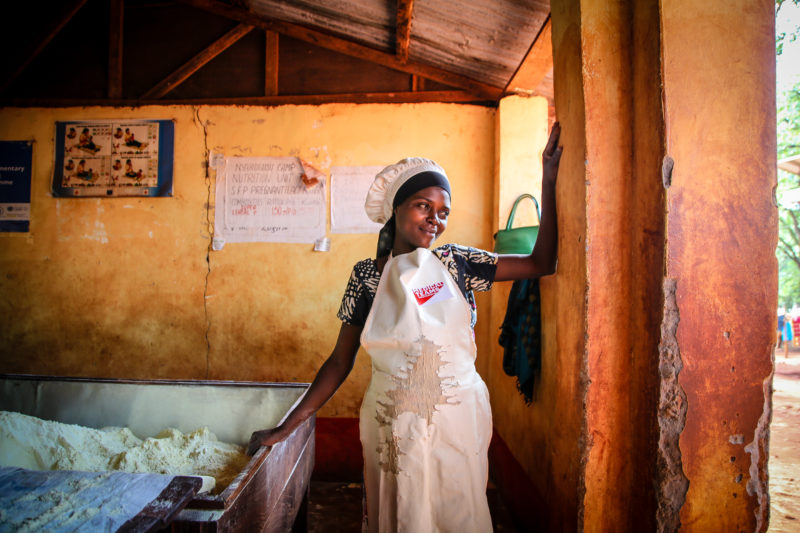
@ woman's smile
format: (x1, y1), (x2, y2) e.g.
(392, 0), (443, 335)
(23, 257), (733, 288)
(392, 186), (451, 254)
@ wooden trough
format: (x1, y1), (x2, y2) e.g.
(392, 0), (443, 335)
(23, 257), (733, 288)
(0, 374), (314, 532)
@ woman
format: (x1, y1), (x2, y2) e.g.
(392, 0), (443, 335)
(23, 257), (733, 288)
(249, 123), (563, 532)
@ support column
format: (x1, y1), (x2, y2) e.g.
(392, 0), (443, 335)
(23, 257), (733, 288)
(546, 0), (776, 531)
(661, 1), (776, 530)
(577, 0), (664, 530)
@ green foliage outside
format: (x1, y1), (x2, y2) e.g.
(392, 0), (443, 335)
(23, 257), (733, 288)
(777, 0), (800, 308)
(777, 0), (800, 55)
(777, 86), (800, 307)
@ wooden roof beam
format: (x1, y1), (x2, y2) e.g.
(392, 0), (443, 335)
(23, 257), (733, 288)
(3, 90), (490, 107)
(265, 30), (279, 96)
(504, 16), (552, 96)
(396, 0), (414, 64)
(141, 23), (253, 99)
(176, 0), (502, 100)
(0, 0), (89, 93)
(108, 0), (124, 99)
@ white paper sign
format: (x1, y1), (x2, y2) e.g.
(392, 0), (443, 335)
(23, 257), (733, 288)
(330, 166), (384, 234)
(214, 157), (326, 247)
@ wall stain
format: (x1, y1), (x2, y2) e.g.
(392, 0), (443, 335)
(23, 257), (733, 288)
(661, 155), (674, 189)
(656, 277), (689, 533)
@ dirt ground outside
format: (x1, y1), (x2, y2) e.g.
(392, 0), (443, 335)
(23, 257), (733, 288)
(769, 344), (800, 532)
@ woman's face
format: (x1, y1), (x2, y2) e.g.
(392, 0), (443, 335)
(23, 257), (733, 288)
(393, 186), (450, 254)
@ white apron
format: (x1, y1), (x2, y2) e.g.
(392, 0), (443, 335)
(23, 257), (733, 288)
(359, 248), (493, 533)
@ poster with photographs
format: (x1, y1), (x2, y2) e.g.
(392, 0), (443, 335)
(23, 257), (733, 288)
(52, 120), (174, 197)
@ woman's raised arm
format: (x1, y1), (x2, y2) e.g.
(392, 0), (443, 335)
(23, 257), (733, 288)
(247, 322), (363, 454)
(494, 122), (562, 282)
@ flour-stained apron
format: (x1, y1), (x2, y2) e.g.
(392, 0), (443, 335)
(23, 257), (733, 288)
(360, 248), (493, 533)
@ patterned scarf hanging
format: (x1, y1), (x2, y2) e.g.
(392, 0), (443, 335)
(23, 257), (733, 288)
(498, 278), (541, 404)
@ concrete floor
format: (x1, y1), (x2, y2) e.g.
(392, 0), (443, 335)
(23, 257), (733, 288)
(308, 480), (517, 532)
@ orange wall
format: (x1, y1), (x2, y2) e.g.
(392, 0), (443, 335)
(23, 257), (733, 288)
(0, 103), (500, 418)
(661, 1), (777, 530)
(580, 1), (664, 530)
(546, 0), (777, 531)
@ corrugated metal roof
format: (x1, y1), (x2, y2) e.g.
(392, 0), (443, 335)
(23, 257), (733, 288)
(248, 0), (551, 90)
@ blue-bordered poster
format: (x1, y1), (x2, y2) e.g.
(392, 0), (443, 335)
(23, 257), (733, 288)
(52, 120), (174, 197)
(0, 141), (33, 232)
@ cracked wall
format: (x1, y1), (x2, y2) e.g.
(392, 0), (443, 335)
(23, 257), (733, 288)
(656, 278), (689, 532)
(0, 103), (497, 420)
(0, 106), (209, 379)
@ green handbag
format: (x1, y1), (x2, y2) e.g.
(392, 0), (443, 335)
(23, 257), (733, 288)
(493, 193), (541, 254)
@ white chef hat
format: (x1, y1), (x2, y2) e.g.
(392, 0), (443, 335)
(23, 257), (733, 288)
(364, 157), (450, 224)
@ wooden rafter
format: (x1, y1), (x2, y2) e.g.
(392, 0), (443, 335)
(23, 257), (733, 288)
(6, 90), (489, 107)
(141, 23), (253, 99)
(265, 30), (279, 96)
(504, 16), (552, 96)
(0, 0), (89, 93)
(396, 0), (414, 64)
(175, 0), (503, 100)
(108, 0), (124, 99)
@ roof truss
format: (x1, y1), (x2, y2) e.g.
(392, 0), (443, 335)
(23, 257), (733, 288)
(1, 0), (553, 107)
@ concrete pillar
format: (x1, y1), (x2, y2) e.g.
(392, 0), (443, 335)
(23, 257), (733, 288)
(660, 1), (776, 530)
(538, 0), (777, 530)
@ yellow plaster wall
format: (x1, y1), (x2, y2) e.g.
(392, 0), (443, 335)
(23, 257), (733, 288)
(0, 103), (496, 417)
(489, 95), (558, 487)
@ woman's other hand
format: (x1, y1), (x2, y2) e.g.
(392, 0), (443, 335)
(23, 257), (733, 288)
(494, 121), (563, 281)
(542, 122), (563, 187)
(247, 425), (289, 455)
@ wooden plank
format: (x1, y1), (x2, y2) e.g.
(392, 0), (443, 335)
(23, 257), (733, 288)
(3, 90), (491, 107)
(0, 0), (89, 93)
(396, 0), (414, 64)
(141, 23), (253, 99)
(265, 30), (279, 96)
(108, 0), (124, 99)
(262, 432), (315, 533)
(117, 476), (202, 533)
(175, 0), (502, 99)
(504, 16), (552, 95)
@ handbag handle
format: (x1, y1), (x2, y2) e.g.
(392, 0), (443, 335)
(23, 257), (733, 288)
(505, 194), (541, 230)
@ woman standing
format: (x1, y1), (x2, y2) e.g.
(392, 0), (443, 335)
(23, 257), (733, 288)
(249, 123), (563, 532)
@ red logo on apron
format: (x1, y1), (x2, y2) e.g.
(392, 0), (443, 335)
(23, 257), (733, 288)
(412, 281), (445, 305)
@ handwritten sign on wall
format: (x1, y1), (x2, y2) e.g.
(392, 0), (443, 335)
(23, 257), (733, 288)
(330, 166), (384, 234)
(213, 157), (326, 248)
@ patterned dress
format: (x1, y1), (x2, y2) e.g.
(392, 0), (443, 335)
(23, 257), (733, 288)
(338, 245), (498, 533)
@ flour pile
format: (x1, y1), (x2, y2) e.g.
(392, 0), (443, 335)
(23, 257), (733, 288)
(0, 411), (251, 494)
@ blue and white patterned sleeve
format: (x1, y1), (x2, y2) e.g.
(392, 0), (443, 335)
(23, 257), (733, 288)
(337, 259), (379, 327)
(454, 245), (499, 292)
(434, 244), (498, 293)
